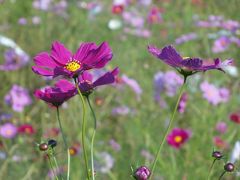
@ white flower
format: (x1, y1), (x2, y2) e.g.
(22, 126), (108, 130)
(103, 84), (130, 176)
(230, 141), (240, 163)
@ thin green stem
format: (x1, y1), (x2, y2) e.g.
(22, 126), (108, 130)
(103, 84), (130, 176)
(218, 171), (226, 180)
(75, 80), (90, 180)
(56, 107), (70, 180)
(56, 107), (68, 149)
(149, 82), (186, 179)
(207, 159), (216, 180)
(67, 149), (70, 180)
(86, 96), (97, 180)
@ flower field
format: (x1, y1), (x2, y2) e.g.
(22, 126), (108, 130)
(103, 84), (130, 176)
(0, 0), (239, 179)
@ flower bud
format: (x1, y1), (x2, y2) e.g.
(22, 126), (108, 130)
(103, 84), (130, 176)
(212, 151), (223, 159)
(224, 163), (234, 172)
(133, 166), (151, 180)
(48, 139), (57, 148)
(39, 143), (48, 151)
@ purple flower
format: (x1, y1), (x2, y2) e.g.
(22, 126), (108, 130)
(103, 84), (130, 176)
(215, 121), (227, 134)
(122, 75), (142, 101)
(32, 16), (41, 25)
(133, 166), (151, 180)
(33, 0), (51, 11)
(148, 45), (233, 78)
(32, 41), (113, 78)
(177, 92), (188, 114)
(34, 80), (76, 107)
(109, 139), (121, 151)
(212, 36), (230, 53)
(147, 7), (162, 24)
(200, 81), (230, 105)
(18, 18), (27, 25)
(4, 85), (32, 112)
(77, 67), (119, 96)
(0, 123), (18, 139)
(0, 49), (29, 71)
(175, 32), (198, 44)
(112, 105), (130, 116)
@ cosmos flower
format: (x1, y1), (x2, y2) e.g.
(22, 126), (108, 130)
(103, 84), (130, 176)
(69, 142), (81, 156)
(175, 32), (198, 45)
(4, 85), (32, 112)
(18, 17), (27, 25)
(95, 152), (115, 174)
(112, 4), (124, 14)
(148, 45), (233, 79)
(154, 71), (183, 103)
(109, 139), (121, 151)
(215, 121), (227, 134)
(213, 136), (228, 149)
(0, 49), (30, 71)
(212, 36), (231, 53)
(229, 112), (240, 124)
(200, 81), (230, 105)
(167, 128), (191, 149)
(0, 123), (18, 139)
(121, 75), (142, 101)
(76, 67), (119, 96)
(18, 124), (35, 135)
(32, 41), (113, 78)
(34, 79), (76, 107)
(147, 7), (162, 24)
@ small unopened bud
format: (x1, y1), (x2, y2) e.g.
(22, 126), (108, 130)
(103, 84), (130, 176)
(224, 163), (234, 172)
(134, 166), (151, 180)
(212, 151), (223, 160)
(39, 143), (48, 151)
(48, 139), (57, 148)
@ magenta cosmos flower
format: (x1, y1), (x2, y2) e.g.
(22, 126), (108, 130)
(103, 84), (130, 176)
(32, 41), (113, 78)
(76, 67), (119, 96)
(34, 79), (76, 107)
(167, 128), (190, 149)
(148, 45), (233, 80)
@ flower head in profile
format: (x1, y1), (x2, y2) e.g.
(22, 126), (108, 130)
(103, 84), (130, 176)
(167, 128), (191, 149)
(0, 123), (18, 139)
(34, 79), (76, 107)
(77, 67), (119, 96)
(32, 41), (113, 78)
(148, 45), (233, 80)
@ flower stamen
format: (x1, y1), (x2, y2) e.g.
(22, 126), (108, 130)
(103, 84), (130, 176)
(65, 60), (81, 72)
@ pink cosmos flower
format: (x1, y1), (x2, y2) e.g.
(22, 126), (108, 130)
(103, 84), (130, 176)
(0, 123), (18, 139)
(147, 7), (162, 24)
(167, 128), (191, 149)
(230, 112), (240, 124)
(215, 121), (227, 134)
(4, 85), (32, 112)
(200, 81), (230, 105)
(32, 41), (113, 78)
(34, 79), (76, 107)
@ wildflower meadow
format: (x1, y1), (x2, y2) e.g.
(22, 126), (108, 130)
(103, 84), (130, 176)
(0, 0), (240, 180)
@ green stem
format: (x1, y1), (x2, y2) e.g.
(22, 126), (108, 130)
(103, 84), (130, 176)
(56, 107), (70, 180)
(207, 159), (216, 180)
(75, 80), (90, 180)
(56, 107), (68, 149)
(149, 82), (186, 179)
(86, 96), (97, 180)
(47, 155), (59, 180)
(218, 171), (226, 180)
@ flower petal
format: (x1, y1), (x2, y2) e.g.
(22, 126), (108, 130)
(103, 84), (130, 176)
(93, 68), (119, 87)
(32, 66), (54, 76)
(34, 52), (57, 68)
(73, 42), (97, 61)
(51, 41), (72, 65)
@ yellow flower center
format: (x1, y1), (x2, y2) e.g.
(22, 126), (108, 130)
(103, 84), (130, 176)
(6, 129), (12, 135)
(183, 56), (190, 60)
(65, 60), (81, 72)
(174, 135), (182, 143)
